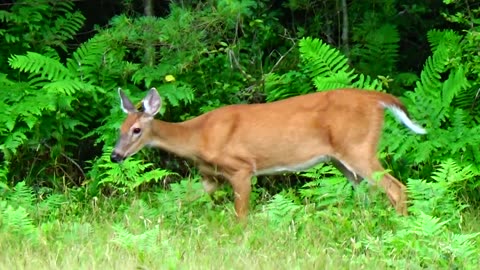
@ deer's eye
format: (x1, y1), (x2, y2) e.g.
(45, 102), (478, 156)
(132, 128), (142, 134)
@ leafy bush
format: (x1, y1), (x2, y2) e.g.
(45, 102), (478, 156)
(259, 159), (479, 268)
(0, 0), (85, 70)
(381, 30), (480, 202)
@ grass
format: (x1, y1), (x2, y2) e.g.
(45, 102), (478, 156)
(1, 178), (480, 270)
(0, 204), (377, 269)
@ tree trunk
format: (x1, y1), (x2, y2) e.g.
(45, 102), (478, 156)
(340, 0), (349, 57)
(144, 0), (155, 67)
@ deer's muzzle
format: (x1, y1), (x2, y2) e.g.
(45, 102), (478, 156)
(110, 151), (125, 163)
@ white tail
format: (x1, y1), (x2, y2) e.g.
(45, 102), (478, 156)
(381, 103), (427, 134)
(111, 88), (426, 219)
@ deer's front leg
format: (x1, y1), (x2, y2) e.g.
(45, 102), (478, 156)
(198, 164), (223, 195)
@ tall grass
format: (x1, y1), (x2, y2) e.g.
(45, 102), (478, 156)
(1, 162), (479, 269)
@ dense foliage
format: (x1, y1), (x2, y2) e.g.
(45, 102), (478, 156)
(1, 0), (479, 268)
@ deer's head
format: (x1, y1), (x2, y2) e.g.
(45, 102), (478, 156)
(110, 88), (162, 163)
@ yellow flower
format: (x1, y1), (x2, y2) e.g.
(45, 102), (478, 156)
(165, 75), (176, 82)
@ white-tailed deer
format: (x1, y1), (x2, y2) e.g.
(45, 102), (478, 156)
(111, 88), (426, 219)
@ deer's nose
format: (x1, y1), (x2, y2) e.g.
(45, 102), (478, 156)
(110, 152), (124, 163)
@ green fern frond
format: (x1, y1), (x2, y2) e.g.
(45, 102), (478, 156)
(52, 11), (85, 41)
(43, 80), (105, 98)
(132, 169), (174, 190)
(36, 193), (67, 220)
(415, 31), (462, 99)
(427, 29), (462, 52)
(352, 74), (382, 90)
(112, 224), (160, 255)
(299, 171), (352, 208)
(69, 37), (111, 71)
(42, 79), (85, 95)
(352, 24), (400, 75)
(168, 179), (205, 203)
(409, 212), (449, 237)
(447, 232), (480, 264)
(441, 66), (470, 107)
(370, 210), (480, 268)
(9, 52), (72, 81)
(67, 35), (124, 92)
(299, 37), (352, 79)
(266, 194), (302, 225)
(453, 86), (480, 113)
(131, 64), (174, 86)
(431, 158), (477, 185)
(264, 71), (311, 102)
(299, 37), (382, 91)
(0, 202), (38, 242)
(0, 162), (9, 190)
(0, 130), (29, 158)
(312, 72), (352, 91)
(157, 83), (195, 107)
(407, 159), (472, 223)
(415, 47), (448, 98)
(91, 148), (174, 192)
(7, 181), (36, 211)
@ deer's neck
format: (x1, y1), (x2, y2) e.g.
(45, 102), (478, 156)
(148, 119), (199, 158)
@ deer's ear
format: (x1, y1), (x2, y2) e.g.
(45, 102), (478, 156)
(142, 88), (162, 117)
(118, 88), (137, 114)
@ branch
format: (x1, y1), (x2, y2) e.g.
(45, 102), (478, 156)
(42, 142), (85, 179)
(266, 42), (296, 75)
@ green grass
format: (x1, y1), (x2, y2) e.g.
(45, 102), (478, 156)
(0, 200), (374, 270)
(1, 186), (480, 270)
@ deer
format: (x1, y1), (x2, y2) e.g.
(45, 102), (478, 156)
(111, 87), (426, 219)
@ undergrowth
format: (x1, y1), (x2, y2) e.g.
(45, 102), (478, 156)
(1, 159), (479, 269)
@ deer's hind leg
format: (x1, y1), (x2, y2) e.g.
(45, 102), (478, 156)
(335, 144), (408, 215)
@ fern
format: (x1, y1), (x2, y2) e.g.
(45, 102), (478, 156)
(156, 83), (195, 107)
(299, 165), (353, 208)
(0, 26), (124, 185)
(365, 212), (480, 268)
(265, 194), (302, 226)
(0, 17), (106, 164)
(427, 29), (463, 53)
(90, 148), (174, 192)
(49, 10), (85, 51)
(156, 178), (209, 223)
(351, 23), (400, 75)
(382, 29), (479, 181)
(266, 37), (383, 101)
(36, 193), (68, 221)
(112, 224), (161, 255)
(0, 0), (85, 63)
(131, 65), (175, 87)
(0, 201), (39, 243)
(5, 181), (36, 212)
(407, 159), (475, 226)
(264, 71), (311, 102)
(9, 52), (71, 80)
(0, 181), (54, 243)
(0, 162), (8, 191)
(299, 37), (382, 91)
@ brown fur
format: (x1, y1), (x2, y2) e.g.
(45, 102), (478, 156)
(113, 89), (425, 219)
